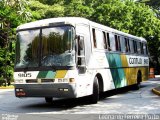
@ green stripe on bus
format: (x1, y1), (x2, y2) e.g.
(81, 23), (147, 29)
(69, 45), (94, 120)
(37, 71), (56, 79)
(106, 53), (127, 88)
(37, 71), (48, 78)
(46, 71), (56, 79)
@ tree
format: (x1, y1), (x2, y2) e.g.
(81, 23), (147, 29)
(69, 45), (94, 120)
(138, 0), (160, 18)
(0, 0), (31, 84)
(38, 0), (64, 5)
(64, 0), (94, 18)
(138, 0), (160, 10)
(29, 0), (64, 20)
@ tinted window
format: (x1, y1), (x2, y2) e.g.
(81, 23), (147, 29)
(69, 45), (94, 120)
(120, 37), (125, 53)
(137, 42), (141, 54)
(133, 40), (137, 53)
(107, 33), (111, 51)
(103, 32), (107, 49)
(16, 30), (40, 68)
(125, 38), (130, 53)
(92, 28), (97, 48)
(129, 40), (134, 53)
(115, 35), (121, 51)
(140, 43), (144, 54)
(109, 34), (116, 51)
(96, 30), (105, 49)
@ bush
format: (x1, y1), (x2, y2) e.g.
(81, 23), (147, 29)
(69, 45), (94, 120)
(0, 79), (7, 86)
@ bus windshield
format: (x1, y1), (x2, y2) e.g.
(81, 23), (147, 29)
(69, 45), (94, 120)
(15, 26), (75, 69)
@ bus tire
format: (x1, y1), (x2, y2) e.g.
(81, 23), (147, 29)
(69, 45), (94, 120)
(45, 97), (53, 103)
(90, 77), (99, 104)
(135, 72), (142, 90)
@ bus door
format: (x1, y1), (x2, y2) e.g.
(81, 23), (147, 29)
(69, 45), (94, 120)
(75, 24), (91, 75)
(76, 34), (86, 74)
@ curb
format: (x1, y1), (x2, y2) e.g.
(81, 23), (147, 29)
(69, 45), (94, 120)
(0, 85), (14, 89)
(152, 88), (160, 96)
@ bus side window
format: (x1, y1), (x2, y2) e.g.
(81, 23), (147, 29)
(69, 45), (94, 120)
(137, 42), (141, 54)
(115, 35), (121, 51)
(133, 40), (137, 53)
(115, 35), (118, 51)
(78, 36), (85, 56)
(107, 33), (111, 51)
(103, 31), (107, 49)
(92, 28), (97, 48)
(129, 40), (134, 53)
(118, 36), (121, 51)
(125, 38), (130, 53)
(120, 37), (125, 53)
(77, 36), (85, 66)
(140, 43), (144, 54)
(109, 33), (116, 51)
(96, 30), (105, 49)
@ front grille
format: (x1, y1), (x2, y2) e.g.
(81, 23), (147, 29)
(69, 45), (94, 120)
(41, 79), (54, 83)
(26, 79), (37, 83)
(26, 79), (54, 83)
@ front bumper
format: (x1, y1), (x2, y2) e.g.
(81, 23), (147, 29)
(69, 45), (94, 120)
(14, 83), (77, 98)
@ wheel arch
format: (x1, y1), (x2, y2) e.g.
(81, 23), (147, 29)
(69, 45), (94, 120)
(137, 70), (142, 84)
(96, 73), (104, 92)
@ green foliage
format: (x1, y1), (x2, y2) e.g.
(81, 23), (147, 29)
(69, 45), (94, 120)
(38, 0), (64, 5)
(138, 0), (160, 10)
(0, 0), (32, 82)
(30, 0), (64, 20)
(64, 0), (94, 18)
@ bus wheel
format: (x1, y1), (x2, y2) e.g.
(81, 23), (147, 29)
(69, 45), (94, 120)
(90, 77), (99, 104)
(45, 97), (53, 103)
(135, 72), (142, 90)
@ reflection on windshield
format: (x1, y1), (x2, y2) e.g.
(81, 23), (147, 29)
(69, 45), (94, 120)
(16, 30), (40, 68)
(41, 27), (74, 66)
(15, 26), (75, 69)
(41, 51), (75, 66)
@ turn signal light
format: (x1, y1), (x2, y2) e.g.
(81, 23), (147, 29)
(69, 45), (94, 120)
(69, 78), (75, 83)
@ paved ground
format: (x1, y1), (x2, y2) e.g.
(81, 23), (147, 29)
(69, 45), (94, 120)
(0, 79), (160, 120)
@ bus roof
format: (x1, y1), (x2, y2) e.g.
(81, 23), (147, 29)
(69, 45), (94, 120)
(17, 17), (146, 42)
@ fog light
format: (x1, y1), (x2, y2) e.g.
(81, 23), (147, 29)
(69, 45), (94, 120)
(59, 88), (63, 91)
(58, 88), (69, 92)
(64, 88), (69, 92)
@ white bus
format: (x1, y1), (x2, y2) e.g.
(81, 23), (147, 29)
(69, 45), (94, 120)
(14, 17), (149, 104)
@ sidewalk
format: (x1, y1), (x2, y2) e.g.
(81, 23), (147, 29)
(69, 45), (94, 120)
(151, 76), (160, 96)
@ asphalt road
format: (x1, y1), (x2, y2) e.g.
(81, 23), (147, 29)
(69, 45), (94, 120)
(0, 79), (160, 120)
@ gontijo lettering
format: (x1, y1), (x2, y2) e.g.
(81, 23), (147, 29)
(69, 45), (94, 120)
(129, 57), (142, 64)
